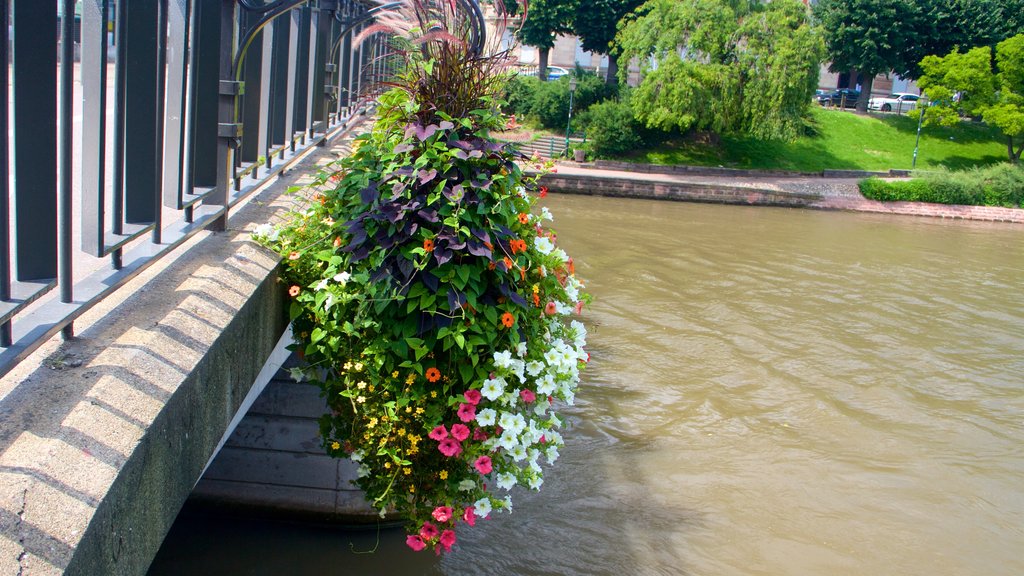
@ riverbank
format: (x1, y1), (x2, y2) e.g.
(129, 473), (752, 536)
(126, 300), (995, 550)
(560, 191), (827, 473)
(536, 162), (1024, 225)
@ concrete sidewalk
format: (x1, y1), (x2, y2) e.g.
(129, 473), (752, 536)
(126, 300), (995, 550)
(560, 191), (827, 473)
(546, 162), (1024, 225)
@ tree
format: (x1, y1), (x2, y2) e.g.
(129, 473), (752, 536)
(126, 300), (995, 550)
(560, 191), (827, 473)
(918, 35), (1024, 163)
(515, 0), (576, 80)
(573, 0), (644, 84)
(615, 0), (823, 140)
(813, 0), (928, 112)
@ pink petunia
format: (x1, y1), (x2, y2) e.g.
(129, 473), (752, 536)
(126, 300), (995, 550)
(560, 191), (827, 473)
(406, 535), (427, 551)
(432, 506), (454, 523)
(519, 389), (536, 404)
(457, 403), (477, 423)
(545, 301), (557, 316)
(574, 301), (585, 315)
(474, 455), (493, 475)
(420, 522), (439, 540)
(450, 423), (470, 442)
(428, 425), (448, 441)
(439, 530), (457, 552)
(473, 428), (488, 441)
(463, 389), (482, 405)
(463, 506), (476, 527)
(438, 438), (463, 457)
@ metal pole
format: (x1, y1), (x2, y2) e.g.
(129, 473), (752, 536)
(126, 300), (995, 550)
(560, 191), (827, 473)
(1, 0), (11, 347)
(59, 0), (75, 338)
(564, 78), (576, 157)
(912, 102), (926, 169)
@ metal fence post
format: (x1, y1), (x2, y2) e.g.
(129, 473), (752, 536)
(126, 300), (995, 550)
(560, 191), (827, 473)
(211, 0), (238, 233)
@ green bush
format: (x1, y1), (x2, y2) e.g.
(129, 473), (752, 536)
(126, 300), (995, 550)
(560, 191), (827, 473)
(503, 75), (541, 117)
(859, 164), (1024, 207)
(578, 98), (644, 157)
(502, 70), (619, 131)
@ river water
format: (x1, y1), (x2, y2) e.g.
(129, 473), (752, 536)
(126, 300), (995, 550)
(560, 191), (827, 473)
(150, 195), (1024, 576)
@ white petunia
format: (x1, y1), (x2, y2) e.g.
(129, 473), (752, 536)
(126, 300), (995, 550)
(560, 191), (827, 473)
(510, 444), (528, 461)
(333, 271), (351, 285)
(315, 278), (329, 291)
(540, 207), (553, 221)
(526, 361), (545, 377)
(528, 476), (543, 490)
(536, 374), (556, 395)
(533, 236), (554, 255)
(476, 408), (497, 427)
(496, 472), (517, 490)
(474, 497), (493, 517)
(499, 411), (526, 434)
(253, 223), (280, 241)
(515, 342), (528, 357)
(546, 446), (560, 464)
(357, 464), (370, 478)
(493, 350), (514, 369)
(458, 479), (477, 491)
(481, 377), (506, 401)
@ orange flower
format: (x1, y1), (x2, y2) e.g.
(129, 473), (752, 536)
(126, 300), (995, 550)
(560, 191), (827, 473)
(488, 261), (496, 271)
(532, 292), (540, 306)
(539, 186), (548, 198)
(333, 236), (342, 248)
(503, 256), (513, 270)
(568, 257), (575, 275)
(288, 251), (301, 260)
(518, 213), (529, 224)
(500, 312), (515, 328)
(425, 367), (441, 382)
(288, 285), (301, 297)
(423, 239), (435, 252)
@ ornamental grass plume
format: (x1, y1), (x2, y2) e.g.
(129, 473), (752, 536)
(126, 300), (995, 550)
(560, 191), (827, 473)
(254, 0), (592, 556)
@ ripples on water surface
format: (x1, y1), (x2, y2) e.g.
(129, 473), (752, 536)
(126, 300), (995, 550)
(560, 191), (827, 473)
(151, 195), (1024, 576)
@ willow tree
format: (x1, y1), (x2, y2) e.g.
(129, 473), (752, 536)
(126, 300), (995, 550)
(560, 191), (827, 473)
(616, 0), (823, 140)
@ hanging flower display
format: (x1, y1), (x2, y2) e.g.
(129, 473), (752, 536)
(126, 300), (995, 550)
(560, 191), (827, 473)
(254, 0), (590, 555)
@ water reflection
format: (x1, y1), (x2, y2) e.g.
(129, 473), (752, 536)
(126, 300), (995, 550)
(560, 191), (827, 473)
(150, 196), (1024, 576)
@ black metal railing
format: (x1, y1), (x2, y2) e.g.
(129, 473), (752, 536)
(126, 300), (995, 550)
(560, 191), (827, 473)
(0, 0), (398, 377)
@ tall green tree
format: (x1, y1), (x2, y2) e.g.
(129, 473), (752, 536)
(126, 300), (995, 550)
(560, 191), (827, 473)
(516, 0), (577, 80)
(573, 0), (644, 84)
(918, 35), (1024, 163)
(615, 0), (823, 140)
(813, 0), (928, 112)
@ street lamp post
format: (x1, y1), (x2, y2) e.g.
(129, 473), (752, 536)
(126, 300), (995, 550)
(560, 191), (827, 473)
(912, 98), (927, 169)
(564, 76), (577, 157)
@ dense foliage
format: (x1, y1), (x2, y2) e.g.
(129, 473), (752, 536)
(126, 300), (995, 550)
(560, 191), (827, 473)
(572, 0), (644, 83)
(503, 70), (617, 130)
(859, 164), (1024, 207)
(515, 0), (577, 80)
(256, 0), (590, 555)
(576, 96), (645, 156)
(812, 0), (927, 111)
(918, 34), (1024, 163)
(616, 0), (823, 140)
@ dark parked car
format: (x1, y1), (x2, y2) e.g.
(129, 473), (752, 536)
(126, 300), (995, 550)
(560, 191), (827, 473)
(817, 88), (862, 109)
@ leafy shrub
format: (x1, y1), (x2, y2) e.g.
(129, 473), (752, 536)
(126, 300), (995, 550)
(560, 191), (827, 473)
(859, 163), (1024, 207)
(505, 69), (619, 131)
(578, 98), (644, 157)
(503, 75), (541, 117)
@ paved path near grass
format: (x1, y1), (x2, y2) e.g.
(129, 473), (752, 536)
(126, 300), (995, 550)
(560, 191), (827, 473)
(550, 162), (1024, 225)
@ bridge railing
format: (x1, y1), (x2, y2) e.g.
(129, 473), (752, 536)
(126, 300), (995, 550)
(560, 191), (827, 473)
(0, 0), (392, 377)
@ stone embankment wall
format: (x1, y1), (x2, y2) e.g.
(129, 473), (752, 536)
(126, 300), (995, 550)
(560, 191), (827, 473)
(539, 172), (822, 208)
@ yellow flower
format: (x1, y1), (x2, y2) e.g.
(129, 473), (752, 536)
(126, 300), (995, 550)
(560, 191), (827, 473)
(392, 371), (400, 378)
(439, 470), (448, 480)
(357, 381), (367, 389)
(403, 467), (412, 476)
(369, 385), (375, 392)
(331, 441), (341, 450)
(356, 396), (366, 403)
(384, 462), (391, 469)
(406, 373), (417, 385)
(368, 418), (378, 428)
(416, 407), (425, 415)
(343, 362), (352, 370)
(405, 407), (413, 413)
(397, 428), (406, 436)
(430, 391), (438, 398)
(409, 485), (415, 493)
(354, 362), (364, 371)
(532, 284), (540, 293)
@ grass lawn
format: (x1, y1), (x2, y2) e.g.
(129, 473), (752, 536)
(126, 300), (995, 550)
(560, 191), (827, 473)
(618, 106), (1009, 172)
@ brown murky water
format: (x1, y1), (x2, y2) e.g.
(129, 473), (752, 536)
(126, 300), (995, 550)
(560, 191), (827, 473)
(150, 195), (1024, 576)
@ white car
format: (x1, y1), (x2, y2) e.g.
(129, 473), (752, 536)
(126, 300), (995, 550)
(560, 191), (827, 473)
(517, 66), (570, 81)
(868, 92), (921, 113)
